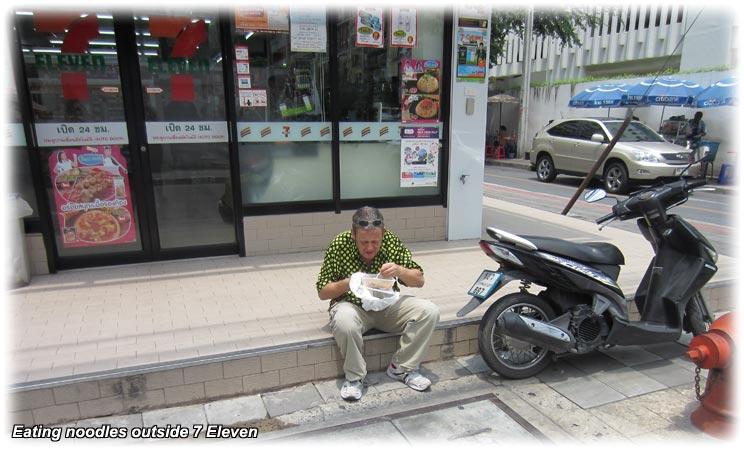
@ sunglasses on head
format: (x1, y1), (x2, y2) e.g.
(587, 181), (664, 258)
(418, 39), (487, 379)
(356, 220), (383, 227)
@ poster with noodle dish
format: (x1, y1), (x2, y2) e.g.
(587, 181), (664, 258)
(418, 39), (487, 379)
(401, 59), (441, 123)
(48, 146), (136, 248)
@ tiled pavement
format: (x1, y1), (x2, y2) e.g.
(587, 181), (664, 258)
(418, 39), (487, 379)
(8, 197), (737, 386)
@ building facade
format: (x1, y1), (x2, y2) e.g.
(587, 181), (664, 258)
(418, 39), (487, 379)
(8, 6), (498, 275)
(489, 5), (738, 87)
(7, 5), (738, 277)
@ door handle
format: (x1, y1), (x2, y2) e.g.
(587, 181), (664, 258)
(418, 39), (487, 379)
(140, 145), (147, 153)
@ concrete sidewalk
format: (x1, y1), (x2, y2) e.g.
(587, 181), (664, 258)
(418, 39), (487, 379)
(55, 344), (720, 444)
(7, 197), (737, 433)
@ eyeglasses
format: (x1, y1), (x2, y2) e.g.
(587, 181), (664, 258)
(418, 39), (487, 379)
(356, 219), (383, 227)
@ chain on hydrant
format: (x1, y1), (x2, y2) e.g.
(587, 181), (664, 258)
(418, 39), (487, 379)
(686, 312), (735, 439)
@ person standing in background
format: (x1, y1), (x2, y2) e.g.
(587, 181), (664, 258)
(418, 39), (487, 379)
(686, 111), (707, 151)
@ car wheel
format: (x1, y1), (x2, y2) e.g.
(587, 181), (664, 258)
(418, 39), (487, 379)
(603, 161), (629, 194)
(536, 154), (557, 183)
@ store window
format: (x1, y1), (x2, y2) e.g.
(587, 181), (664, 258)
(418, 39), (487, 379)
(337, 7), (444, 199)
(231, 7), (332, 205)
(232, 6), (446, 208)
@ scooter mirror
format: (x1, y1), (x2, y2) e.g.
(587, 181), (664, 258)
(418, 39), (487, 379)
(584, 189), (607, 203)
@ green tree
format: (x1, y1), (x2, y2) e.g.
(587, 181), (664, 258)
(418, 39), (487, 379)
(489, 8), (604, 65)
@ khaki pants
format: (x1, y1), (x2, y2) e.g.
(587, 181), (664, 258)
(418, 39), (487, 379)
(329, 296), (440, 382)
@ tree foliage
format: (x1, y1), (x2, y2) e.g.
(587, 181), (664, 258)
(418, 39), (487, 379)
(489, 7), (604, 65)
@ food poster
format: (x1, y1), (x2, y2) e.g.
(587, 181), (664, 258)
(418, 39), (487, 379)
(456, 18), (489, 82)
(401, 59), (441, 123)
(390, 8), (417, 47)
(400, 137), (439, 187)
(356, 7), (384, 48)
(49, 146), (136, 248)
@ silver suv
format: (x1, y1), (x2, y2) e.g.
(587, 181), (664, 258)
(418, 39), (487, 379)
(529, 117), (696, 194)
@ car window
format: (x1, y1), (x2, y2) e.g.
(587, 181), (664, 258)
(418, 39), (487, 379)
(583, 122), (607, 141)
(547, 120), (583, 139)
(579, 122), (605, 141)
(603, 121), (666, 143)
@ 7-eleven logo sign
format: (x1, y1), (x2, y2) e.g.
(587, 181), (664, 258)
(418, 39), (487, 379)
(33, 12), (101, 100)
(149, 16), (207, 59)
(33, 12), (100, 53)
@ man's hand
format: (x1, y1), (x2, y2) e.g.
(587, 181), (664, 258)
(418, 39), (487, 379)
(380, 263), (424, 288)
(318, 278), (351, 301)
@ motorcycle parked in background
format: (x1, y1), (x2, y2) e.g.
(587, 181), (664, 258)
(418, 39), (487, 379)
(458, 162), (715, 379)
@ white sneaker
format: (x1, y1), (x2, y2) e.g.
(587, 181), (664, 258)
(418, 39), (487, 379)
(340, 379), (363, 401)
(386, 363), (431, 391)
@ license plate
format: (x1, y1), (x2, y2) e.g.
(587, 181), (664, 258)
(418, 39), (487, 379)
(467, 270), (502, 300)
(674, 167), (689, 176)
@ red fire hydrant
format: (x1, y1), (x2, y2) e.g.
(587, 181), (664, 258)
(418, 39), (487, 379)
(686, 312), (736, 438)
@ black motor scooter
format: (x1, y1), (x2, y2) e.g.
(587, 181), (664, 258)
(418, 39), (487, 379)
(457, 166), (716, 379)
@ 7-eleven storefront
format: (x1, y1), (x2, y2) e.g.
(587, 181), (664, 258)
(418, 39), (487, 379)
(7, 6), (492, 275)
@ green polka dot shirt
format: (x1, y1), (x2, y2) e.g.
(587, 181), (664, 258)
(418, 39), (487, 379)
(316, 230), (424, 311)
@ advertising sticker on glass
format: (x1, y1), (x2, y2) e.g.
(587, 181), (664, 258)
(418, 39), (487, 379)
(235, 7), (289, 33)
(290, 7), (327, 52)
(390, 7), (417, 47)
(401, 59), (441, 123)
(400, 137), (439, 188)
(49, 146), (136, 248)
(239, 89), (267, 108)
(356, 7), (384, 48)
(456, 18), (488, 82)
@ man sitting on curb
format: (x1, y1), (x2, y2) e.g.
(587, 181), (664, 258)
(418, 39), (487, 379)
(316, 206), (440, 401)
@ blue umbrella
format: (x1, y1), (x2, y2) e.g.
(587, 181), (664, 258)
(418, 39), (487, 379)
(568, 83), (630, 108)
(623, 77), (703, 106)
(693, 76), (737, 108)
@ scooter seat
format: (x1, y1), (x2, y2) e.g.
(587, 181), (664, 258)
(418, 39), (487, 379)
(523, 236), (625, 266)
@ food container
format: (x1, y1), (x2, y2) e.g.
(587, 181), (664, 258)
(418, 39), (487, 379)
(349, 273), (400, 311)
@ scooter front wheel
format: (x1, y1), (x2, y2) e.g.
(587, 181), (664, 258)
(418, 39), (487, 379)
(684, 291), (713, 336)
(478, 292), (556, 379)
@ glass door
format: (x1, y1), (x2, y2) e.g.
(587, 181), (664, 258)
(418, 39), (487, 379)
(16, 10), (147, 261)
(15, 9), (238, 269)
(135, 11), (236, 250)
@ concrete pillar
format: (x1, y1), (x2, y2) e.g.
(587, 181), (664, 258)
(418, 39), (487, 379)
(447, 6), (491, 241)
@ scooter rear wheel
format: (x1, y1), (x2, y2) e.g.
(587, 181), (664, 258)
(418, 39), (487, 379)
(478, 292), (556, 379)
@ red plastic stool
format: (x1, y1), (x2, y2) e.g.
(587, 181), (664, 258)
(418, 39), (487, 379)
(485, 145), (505, 159)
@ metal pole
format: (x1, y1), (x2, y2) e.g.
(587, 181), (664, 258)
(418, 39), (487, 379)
(518, 8), (534, 159)
(561, 108), (634, 215)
